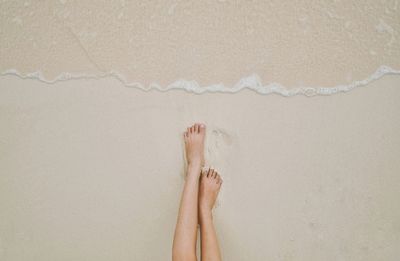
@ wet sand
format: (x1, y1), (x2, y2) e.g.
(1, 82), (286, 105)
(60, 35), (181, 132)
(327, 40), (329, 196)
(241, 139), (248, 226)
(1, 0), (399, 89)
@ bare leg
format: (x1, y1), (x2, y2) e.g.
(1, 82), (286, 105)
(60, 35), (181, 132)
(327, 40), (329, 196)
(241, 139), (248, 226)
(199, 168), (223, 261)
(172, 123), (206, 261)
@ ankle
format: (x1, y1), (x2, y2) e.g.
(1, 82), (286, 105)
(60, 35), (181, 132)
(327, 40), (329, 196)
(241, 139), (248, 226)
(187, 162), (202, 174)
(199, 204), (213, 216)
(187, 160), (202, 169)
(199, 209), (213, 224)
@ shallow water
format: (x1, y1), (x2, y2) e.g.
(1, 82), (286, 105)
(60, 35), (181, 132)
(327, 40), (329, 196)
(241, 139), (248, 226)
(1, 0), (399, 95)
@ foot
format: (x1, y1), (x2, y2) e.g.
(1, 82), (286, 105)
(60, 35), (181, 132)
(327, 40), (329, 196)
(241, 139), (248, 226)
(184, 123), (206, 168)
(199, 168), (222, 214)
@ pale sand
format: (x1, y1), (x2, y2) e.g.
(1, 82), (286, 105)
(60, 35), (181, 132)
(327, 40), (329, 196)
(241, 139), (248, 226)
(1, 1), (400, 260)
(1, 1), (400, 89)
(0, 75), (399, 260)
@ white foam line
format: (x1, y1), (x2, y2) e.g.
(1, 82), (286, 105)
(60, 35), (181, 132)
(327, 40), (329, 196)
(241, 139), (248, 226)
(1, 65), (399, 97)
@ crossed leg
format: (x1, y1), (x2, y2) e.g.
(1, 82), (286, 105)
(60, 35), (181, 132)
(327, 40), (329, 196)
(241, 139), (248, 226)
(199, 168), (223, 261)
(172, 123), (222, 261)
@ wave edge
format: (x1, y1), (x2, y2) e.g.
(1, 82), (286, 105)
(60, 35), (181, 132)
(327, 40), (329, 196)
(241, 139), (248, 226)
(1, 66), (399, 97)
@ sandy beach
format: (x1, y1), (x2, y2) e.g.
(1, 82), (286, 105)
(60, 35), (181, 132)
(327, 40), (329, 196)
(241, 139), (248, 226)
(1, 75), (400, 260)
(1, 1), (400, 260)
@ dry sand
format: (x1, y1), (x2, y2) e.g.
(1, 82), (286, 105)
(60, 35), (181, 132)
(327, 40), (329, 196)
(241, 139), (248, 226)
(1, 75), (400, 260)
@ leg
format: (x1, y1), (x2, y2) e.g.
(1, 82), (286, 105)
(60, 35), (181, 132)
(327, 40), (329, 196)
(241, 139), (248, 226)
(199, 168), (223, 261)
(172, 123), (206, 261)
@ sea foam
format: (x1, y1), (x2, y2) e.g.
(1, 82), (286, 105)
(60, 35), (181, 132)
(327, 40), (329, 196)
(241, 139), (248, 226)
(1, 66), (399, 97)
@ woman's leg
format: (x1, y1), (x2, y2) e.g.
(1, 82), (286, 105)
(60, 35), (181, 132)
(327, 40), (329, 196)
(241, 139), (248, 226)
(199, 168), (223, 261)
(172, 123), (206, 261)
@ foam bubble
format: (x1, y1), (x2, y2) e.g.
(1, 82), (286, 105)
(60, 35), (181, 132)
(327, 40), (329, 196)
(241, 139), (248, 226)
(1, 66), (399, 97)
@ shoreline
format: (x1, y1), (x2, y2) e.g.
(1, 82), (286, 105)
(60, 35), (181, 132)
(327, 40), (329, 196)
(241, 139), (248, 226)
(2, 65), (399, 97)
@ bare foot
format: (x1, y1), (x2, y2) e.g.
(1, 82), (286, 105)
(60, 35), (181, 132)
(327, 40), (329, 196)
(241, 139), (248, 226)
(199, 168), (222, 214)
(184, 123), (206, 168)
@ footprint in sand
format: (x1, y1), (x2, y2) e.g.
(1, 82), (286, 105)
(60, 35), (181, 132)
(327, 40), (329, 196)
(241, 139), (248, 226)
(206, 127), (234, 168)
(205, 127), (234, 209)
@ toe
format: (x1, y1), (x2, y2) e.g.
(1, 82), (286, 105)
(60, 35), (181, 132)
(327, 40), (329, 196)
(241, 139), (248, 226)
(214, 172), (218, 179)
(207, 168), (213, 178)
(211, 169), (216, 178)
(194, 124), (199, 133)
(199, 123), (206, 133)
(200, 170), (205, 179)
